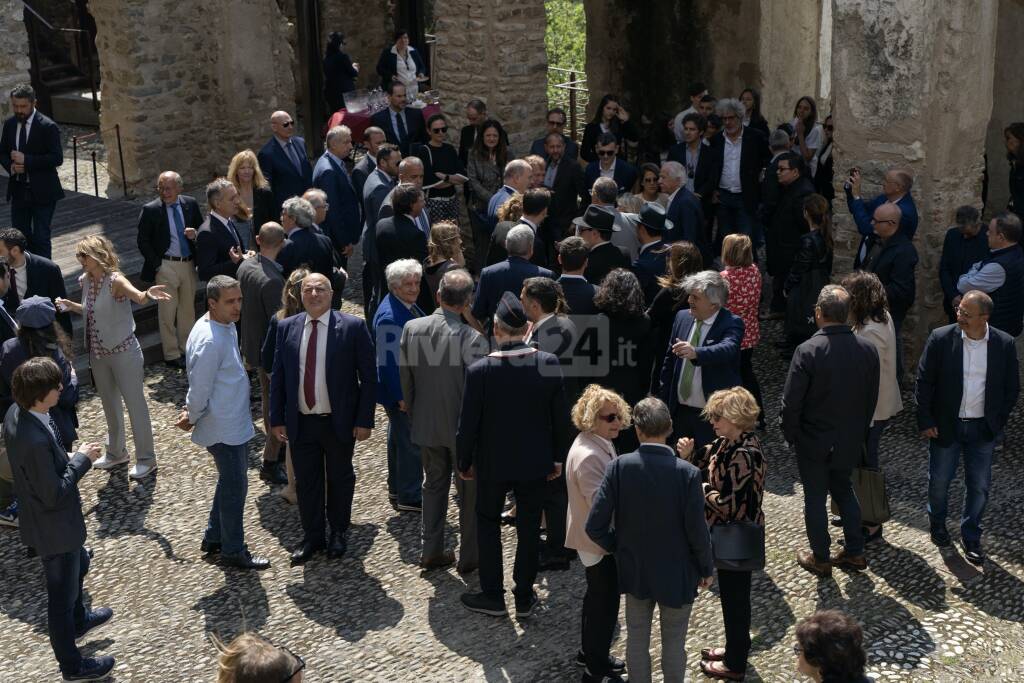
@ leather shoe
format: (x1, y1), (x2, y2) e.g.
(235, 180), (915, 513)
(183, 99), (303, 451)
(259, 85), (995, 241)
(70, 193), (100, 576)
(327, 532), (348, 559)
(963, 540), (985, 566)
(931, 527), (952, 547)
(200, 539), (221, 554)
(291, 540), (326, 564)
(831, 549), (867, 571)
(420, 551), (455, 570)
(220, 549), (270, 570)
(796, 549), (832, 576)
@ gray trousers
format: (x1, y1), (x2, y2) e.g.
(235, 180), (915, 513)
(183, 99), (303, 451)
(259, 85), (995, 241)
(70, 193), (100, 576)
(420, 444), (477, 569)
(625, 594), (694, 683)
(91, 346), (156, 464)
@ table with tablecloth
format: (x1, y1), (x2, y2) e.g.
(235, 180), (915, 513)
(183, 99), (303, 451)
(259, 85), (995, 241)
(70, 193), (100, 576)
(323, 103), (442, 143)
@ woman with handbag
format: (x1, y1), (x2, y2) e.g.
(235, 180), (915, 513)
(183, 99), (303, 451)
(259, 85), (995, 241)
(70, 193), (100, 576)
(676, 386), (765, 681)
(782, 193), (833, 356)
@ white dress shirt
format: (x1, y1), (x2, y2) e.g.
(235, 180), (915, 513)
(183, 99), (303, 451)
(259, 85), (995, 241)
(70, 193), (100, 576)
(30, 409), (57, 443)
(678, 308), (720, 408)
(599, 158), (617, 180)
(959, 325), (988, 418)
(298, 310), (332, 414)
(525, 313), (554, 344)
(11, 260), (27, 298)
(719, 133), (743, 193)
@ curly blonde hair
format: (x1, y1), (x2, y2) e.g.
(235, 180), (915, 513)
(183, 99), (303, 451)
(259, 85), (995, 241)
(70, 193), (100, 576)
(75, 234), (120, 274)
(211, 632), (300, 683)
(428, 221), (461, 262)
(571, 384), (632, 432)
(702, 386), (759, 432)
(497, 193), (524, 223)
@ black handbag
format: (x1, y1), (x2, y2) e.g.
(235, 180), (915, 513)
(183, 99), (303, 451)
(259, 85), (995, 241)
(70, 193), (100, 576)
(710, 520), (766, 572)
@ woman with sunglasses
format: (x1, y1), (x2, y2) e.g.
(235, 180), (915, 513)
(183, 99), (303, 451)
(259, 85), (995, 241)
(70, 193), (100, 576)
(565, 384), (631, 682)
(634, 162), (668, 207)
(676, 386), (765, 681)
(413, 113), (466, 225)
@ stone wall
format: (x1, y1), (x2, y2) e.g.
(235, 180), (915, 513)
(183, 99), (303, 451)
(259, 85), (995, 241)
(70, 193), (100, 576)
(0, 1), (30, 120)
(319, 0), (394, 93)
(90, 0), (296, 196)
(757, 0), (821, 125)
(432, 0), (547, 154)
(985, 0), (1024, 216)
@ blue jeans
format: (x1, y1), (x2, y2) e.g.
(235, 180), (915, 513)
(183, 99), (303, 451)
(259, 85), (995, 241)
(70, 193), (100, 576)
(927, 419), (995, 544)
(715, 190), (756, 253)
(204, 442), (249, 555)
(41, 546), (89, 674)
(10, 198), (57, 259)
(384, 404), (422, 505)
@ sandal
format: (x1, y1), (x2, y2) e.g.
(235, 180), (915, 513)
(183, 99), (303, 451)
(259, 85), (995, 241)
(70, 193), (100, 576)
(701, 647), (726, 661)
(700, 659), (745, 680)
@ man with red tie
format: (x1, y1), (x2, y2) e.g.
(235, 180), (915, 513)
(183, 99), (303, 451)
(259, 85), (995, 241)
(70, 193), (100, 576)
(269, 272), (377, 564)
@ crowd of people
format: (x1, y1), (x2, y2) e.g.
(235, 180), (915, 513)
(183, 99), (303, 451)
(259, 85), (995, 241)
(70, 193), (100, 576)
(0, 69), (1022, 682)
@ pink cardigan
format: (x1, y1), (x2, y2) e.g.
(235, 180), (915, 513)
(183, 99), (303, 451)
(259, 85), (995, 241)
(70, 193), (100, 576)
(565, 431), (617, 557)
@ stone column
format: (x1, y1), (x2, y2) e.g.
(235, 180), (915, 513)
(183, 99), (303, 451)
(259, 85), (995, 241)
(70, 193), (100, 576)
(0, 1), (30, 119)
(985, 0), (1024, 216)
(831, 0), (999, 362)
(432, 0), (548, 154)
(757, 0), (822, 124)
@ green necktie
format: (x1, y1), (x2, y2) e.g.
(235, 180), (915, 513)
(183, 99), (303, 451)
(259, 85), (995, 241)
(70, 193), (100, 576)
(677, 319), (704, 403)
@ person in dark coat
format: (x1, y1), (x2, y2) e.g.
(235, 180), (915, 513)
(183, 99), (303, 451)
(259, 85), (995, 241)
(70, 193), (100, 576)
(0, 260), (18, 343)
(375, 29), (427, 93)
(369, 82), (426, 156)
(813, 116), (835, 203)
(374, 184), (430, 297)
(629, 202), (670, 306)
(457, 293), (569, 617)
(313, 126), (362, 263)
(352, 128), (386, 204)
(939, 206), (989, 323)
(487, 190), (549, 268)
(857, 202), (918, 351)
(576, 206), (629, 286)
(277, 196), (335, 280)
(1006, 122), (1024, 215)
(782, 285), (880, 577)
(472, 225), (554, 326)
(196, 179), (248, 281)
(257, 111), (314, 217)
(323, 32), (358, 113)
(955, 211), (1024, 337)
(529, 107), (580, 161)
(580, 94), (639, 164)
(766, 152), (815, 315)
(647, 242), (703, 393)
(583, 132), (639, 195)
(783, 194), (834, 348)
(846, 165), (918, 265)
(0, 227), (72, 336)
(541, 133), (587, 255)
(557, 237), (598, 316)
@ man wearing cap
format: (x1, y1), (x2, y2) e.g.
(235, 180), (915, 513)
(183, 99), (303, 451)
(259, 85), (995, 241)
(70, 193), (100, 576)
(630, 203), (671, 305)
(472, 225), (554, 329)
(457, 292), (570, 618)
(576, 205), (629, 286)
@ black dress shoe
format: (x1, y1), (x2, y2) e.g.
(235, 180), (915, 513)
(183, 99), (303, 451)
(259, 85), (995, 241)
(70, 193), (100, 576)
(930, 527), (952, 548)
(259, 460), (288, 485)
(328, 532), (348, 559)
(201, 539), (221, 554)
(221, 549), (270, 570)
(291, 541), (325, 564)
(963, 540), (985, 566)
(538, 551), (571, 571)
(830, 514), (844, 528)
(575, 650), (626, 674)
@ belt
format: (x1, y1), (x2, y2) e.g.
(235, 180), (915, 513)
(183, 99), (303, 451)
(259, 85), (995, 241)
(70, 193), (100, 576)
(163, 255), (193, 262)
(299, 412), (331, 419)
(958, 417), (984, 422)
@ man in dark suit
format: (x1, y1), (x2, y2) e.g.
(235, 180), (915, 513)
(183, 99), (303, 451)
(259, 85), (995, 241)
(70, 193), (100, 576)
(530, 108), (580, 161)
(658, 270), (744, 450)
(257, 110), (314, 215)
(584, 133), (638, 196)
(766, 152), (815, 315)
(0, 84), (64, 258)
(4, 357), (114, 681)
(0, 227), (71, 336)
(270, 272), (376, 563)
(313, 126), (361, 266)
(540, 133), (587, 255)
(136, 171), (202, 368)
(457, 98), (488, 166)
(660, 161), (708, 259)
(557, 237), (598, 316)
(916, 290), (1019, 565)
(758, 129), (794, 236)
(630, 203), (671, 305)
(575, 205), (629, 286)
(782, 285), (880, 576)
(361, 144), (401, 320)
(375, 183), (429, 297)
(352, 127), (386, 204)
(472, 225), (554, 325)
(939, 206), (989, 323)
(277, 196), (335, 280)
(370, 82), (426, 156)
(488, 187), (549, 268)
(458, 293), (569, 617)
(196, 178), (249, 281)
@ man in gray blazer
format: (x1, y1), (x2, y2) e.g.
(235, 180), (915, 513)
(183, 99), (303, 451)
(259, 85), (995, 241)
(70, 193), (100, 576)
(237, 221), (287, 485)
(399, 268), (488, 572)
(3, 357), (114, 681)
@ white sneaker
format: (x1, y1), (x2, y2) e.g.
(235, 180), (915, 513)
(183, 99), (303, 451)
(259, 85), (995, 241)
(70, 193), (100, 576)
(92, 452), (129, 470)
(129, 462), (157, 480)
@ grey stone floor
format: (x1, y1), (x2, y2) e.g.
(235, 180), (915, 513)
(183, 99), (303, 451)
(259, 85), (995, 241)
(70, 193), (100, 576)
(2, 308), (1024, 682)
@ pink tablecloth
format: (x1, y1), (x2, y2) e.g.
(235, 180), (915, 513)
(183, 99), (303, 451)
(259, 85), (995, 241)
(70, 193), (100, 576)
(323, 103), (442, 144)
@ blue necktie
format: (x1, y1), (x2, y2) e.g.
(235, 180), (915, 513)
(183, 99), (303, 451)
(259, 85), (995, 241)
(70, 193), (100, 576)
(285, 141), (302, 174)
(171, 203), (191, 257)
(226, 218), (242, 248)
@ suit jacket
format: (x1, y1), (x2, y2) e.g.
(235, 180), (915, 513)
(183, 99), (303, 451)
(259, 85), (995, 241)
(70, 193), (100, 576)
(559, 275), (598, 316)
(565, 431), (616, 557)
(362, 172), (397, 262)
(0, 111), (64, 203)
(400, 308), (489, 450)
(529, 313), (581, 407)
(237, 255), (285, 367)
(545, 156), (587, 240)
(699, 127), (771, 215)
(781, 325), (880, 468)
(372, 293), (425, 406)
(196, 213), (244, 281)
(375, 213), (429, 278)
(472, 256), (554, 323)
(766, 176), (815, 277)
(584, 159), (638, 196)
(530, 134), (580, 161)
(276, 227), (335, 279)
(313, 152), (362, 250)
(916, 323), (1020, 446)
(4, 405), (91, 556)
(633, 241), (669, 305)
(939, 226), (991, 318)
(860, 231), (918, 324)
(375, 45), (427, 87)
(657, 308), (744, 408)
(0, 342), (78, 446)
(351, 154), (376, 207)
(584, 241), (629, 286)
(664, 186), (707, 258)
(456, 342), (569, 480)
(370, 107), (426, 156)
(257, 136), (314, 215)
(269, 309), (376, 441)
(600, 312), (657, 408)
(846, 189), (919, 239)
(13, 252), (71, 336)
(667, 141), (713, 196)
(487, 219), (548, 268)
(136, 195), (202, 282)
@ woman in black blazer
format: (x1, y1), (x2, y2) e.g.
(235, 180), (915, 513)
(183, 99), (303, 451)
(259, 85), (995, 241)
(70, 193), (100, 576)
(376, 29), (427, 97)
(580, 94), (638, 163)
(228, 149), (275, 249)
(739, 88), (770, 139)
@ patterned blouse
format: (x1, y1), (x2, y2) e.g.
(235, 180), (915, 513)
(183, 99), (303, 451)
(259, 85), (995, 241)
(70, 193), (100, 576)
(84, 273), (140, 358)
(692, 432), (766, 527)
(721, 264), (761, 349)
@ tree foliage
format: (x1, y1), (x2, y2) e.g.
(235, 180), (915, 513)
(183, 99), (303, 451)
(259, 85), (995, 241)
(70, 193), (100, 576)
(545, 0), (587, 109)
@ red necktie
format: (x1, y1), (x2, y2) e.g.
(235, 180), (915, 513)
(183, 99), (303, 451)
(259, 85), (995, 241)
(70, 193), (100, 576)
(303, 319), (318, 410)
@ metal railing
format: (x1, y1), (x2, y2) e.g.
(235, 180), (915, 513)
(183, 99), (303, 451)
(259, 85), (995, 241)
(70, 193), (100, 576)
(70, 123), (129, 198)
(20, 1), (99, 113)
(549, 66), (589, 142)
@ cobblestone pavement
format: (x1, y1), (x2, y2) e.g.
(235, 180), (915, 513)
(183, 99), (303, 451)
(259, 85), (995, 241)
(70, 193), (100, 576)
(2, 298), (1024, 681)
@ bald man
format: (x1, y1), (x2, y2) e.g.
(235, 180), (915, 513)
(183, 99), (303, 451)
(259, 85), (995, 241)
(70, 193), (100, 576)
(258, 110), (314, 216)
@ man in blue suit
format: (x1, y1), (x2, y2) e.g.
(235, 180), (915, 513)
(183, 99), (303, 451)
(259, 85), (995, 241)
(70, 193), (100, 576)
(270, 272), (376, 564)
(584, 132), (638, 197)
(486, 159), (532, 231)
(313, 125), (362, 266)
(630, 202), (671, 306)
(846, 165), (918, 266)
(660, 161), (708, 260)
(471, 225), (554, 327)
(369, 82), (426, 156)
(657, 270), (743, 450)
(0, 84), (64, 258)
(258, 110), (314, 216)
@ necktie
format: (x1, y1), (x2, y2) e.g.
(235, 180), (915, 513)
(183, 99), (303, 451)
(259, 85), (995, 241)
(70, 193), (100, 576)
(411, 303), (425, 317)
(171, 203), (191, 257)
(395, 111), (407, 143)
(303, 319), (319, 410)
(285, 140), (303, 174)
(544, 163), (558, 188)
(226, 218), (242, 248)
(5, 267), (19, 313)
(48, 413), (65, 451)
(678, 319), (704, 402)
(416, 212), (429, 237)
(17, 122), (26, 152)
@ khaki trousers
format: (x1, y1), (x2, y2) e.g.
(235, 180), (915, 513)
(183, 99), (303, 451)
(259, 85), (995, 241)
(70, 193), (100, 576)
(155, 258), (197, 360)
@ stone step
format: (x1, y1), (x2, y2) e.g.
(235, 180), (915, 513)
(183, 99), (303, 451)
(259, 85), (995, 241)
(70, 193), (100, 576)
(50, 88), (100, 127)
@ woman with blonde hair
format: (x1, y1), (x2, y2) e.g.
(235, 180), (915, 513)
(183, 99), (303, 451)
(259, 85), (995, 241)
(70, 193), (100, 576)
(720, 234), (764, 429)
(485, 192), (525, 266)
(212, 632), (305, 682)
(418, 221), (464, 314)
(56, 235), (171, 479)
(565, 384), (631, 681)
(227, 149), (275, 247)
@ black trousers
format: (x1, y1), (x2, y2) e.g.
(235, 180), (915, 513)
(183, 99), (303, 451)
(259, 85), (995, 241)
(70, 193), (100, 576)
(476, 477), (545, 598)
(739, 348), (764, 421)
(717, 569), (752, 673)
(797, 456), (864, 559)
(541, 471), (568, 557)
(292, 413), (356, 545)
(770, 271), (787, 313)
(581, 554), (620, 678)
(671, 403), (715, 452)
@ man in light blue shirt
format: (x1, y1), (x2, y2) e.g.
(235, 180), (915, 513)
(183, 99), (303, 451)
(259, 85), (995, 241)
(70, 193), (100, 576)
(177, 275), (270, 570)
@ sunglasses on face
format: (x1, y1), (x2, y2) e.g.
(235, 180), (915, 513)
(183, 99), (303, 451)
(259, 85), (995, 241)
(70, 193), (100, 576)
(598, 413), (620, 423)
(548, 120), (565, 126)
(281, 121), (294, 128)
(597, 150), (617, 157)
(431, 126), (448, 133)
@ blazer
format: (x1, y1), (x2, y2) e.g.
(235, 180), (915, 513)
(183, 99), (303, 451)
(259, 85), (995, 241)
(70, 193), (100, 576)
(400, 308), (489, 450)
(586, 443), (714, 608)
(598, 312), (656, 408)
(657, 308), (744, 408)
(0, 111), (64, 203)
(376, 45), (426, 87)
(487, 219), (548, 268)
(699, 127), (770, 215)
(20, 252), (72, 336)
(313, 152), (361, 250)
(854, 314), (903, 423)
(4, 405), (91, 557)
(351, 155), (376, 207)
(545, 156), (587, 239)
(667, 141), (713, 195)
(196, 214), (243, 281)
(664, 187), (707, 259)
(939, 225), (990, 318)
(237, 255), (285, 368)
(277, 227), (335, 279)
(363, 172), (396, 246)
(781, 325), (880, 468)
(632, 241), (669, 305)
(529, 313), (581, 406)
(860, 231), (918, 323)
(584, 159), (638, 196)
(372, 293), (425, 407)
(846, 188), (919, 239)
(456, 342), (570, 481)
(580, 119), (639, 164)
(375, 213), (429, 276)
(584, 241), (629, 286)
(565, 431), (616, 557)
(370, 107), (426, 156)
(766, 176), (814, 277)
(916, 323), (1020, 447)
(136, 195), (202, 282)
(269, 309), (376, 441)
(0, 342), (79, 446)
(530, 134), (579, 161)
(257, 136), (314, 215)
(471, 256), (554, 323)
(559, 275), (598, 316)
